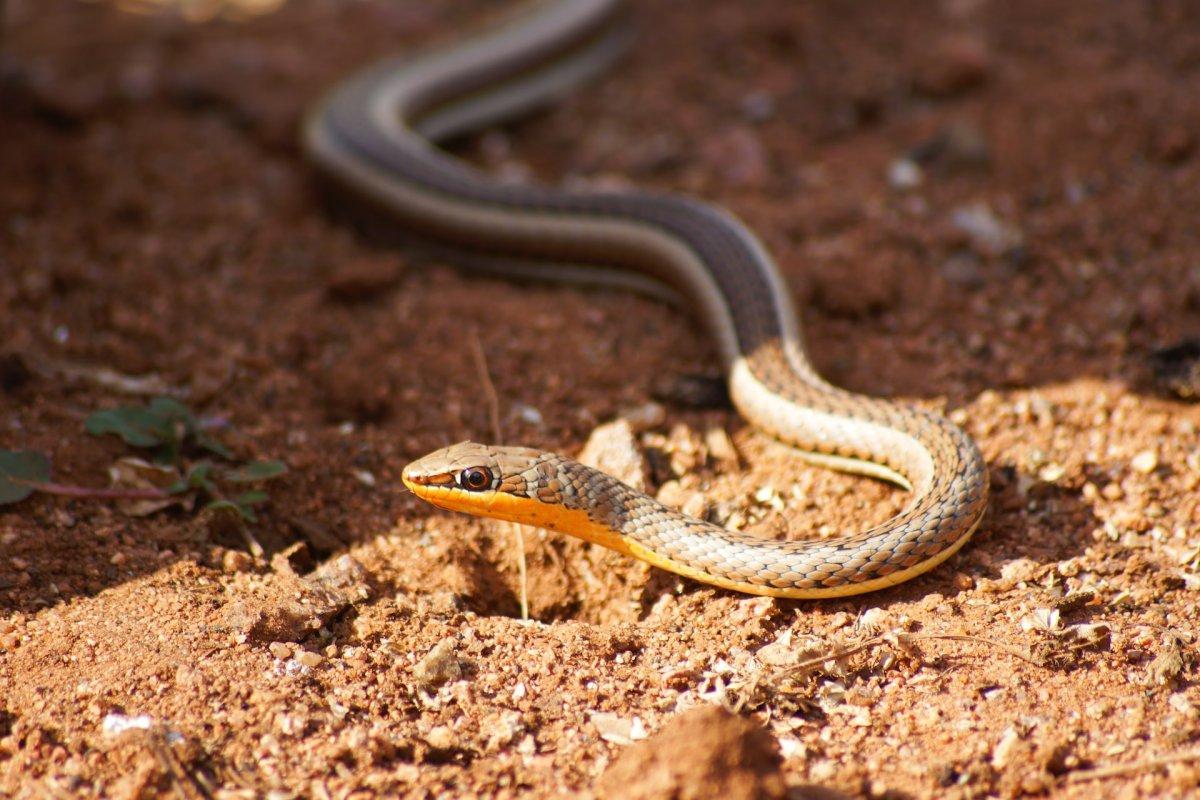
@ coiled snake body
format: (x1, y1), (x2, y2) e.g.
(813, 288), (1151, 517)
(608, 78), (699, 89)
(305, 0), (989, 598)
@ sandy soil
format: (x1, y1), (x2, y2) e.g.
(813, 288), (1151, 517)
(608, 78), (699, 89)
(3, 0), (1200, 797)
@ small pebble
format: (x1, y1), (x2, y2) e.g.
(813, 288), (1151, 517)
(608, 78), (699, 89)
(1038, 463), (1066, 482)
(887, 158), (924, 190)
(424, 725), (454, 750)
(295, 651), (323, 668)
(619, 401), (666, 432)
(656, 481), (687, 509)
(809, 760), (838, 781)
(991, 727), (1022, 768)
(579, 419), (649, 491)
(951, 202), (1024, 258)
(222, 549), (254, 573)
(414, 638), (465, 687)
(681, 492), (710, 520)
(704, 427), (740, 469)
(1131, 449), (1159, 474)
(514, 403), (544, 426)
(858, 607), (888, 631)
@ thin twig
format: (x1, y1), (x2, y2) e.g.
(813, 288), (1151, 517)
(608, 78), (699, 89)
(779, 636), (887, 677)
(777, 631), (1045, 681)
(149, 728), (213, 800)
(467, 327), (503, 444)
(911, 634), (1045, 667)
(1067, 749), (1200, 783)
(468, 327), (529, 621)
(510, 525), (530, 622)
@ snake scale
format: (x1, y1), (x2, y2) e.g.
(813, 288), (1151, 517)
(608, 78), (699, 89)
(305, 0), (989, 598)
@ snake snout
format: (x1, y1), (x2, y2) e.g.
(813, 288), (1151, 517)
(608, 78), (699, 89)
(403, 445), (473, 490)
(400, 462), (418, 486)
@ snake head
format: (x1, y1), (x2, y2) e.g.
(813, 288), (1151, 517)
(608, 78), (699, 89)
(402, 441), (551, 519)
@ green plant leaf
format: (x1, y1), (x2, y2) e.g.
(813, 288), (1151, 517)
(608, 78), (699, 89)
(148, 397), (195, 427)
(85, 407), (166, 448)
(224, 460), (287, 483)
(148, 398), (195, 462)
(166, 462), (216, 495)
(187, 462), (214, 487)
(85, 398), (235, 465)
(194, 432), (233, 460)
(234, 490), (269, 506)
(204, 499), (256, 523)
(0, 450), (51, 505)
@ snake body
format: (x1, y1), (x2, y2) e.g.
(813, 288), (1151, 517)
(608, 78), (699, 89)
(306, 0), (989, 598)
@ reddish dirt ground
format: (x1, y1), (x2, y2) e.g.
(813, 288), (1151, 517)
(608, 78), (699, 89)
(3, 0), (1200, 797)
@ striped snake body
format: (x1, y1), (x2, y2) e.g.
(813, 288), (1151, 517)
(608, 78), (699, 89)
(306, 0), (989, 598)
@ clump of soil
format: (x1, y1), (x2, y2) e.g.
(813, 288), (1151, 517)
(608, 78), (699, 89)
(597, 705), (787, 800)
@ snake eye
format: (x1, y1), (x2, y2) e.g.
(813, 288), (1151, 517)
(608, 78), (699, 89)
(458, 467), (492, 491)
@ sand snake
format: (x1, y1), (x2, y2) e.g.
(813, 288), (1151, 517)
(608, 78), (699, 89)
(304, 0), (989, 598)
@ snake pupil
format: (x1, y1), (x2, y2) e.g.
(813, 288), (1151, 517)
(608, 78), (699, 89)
(460, 467), (491, 491)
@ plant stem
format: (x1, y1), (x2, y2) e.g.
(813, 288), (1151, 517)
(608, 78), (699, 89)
(19, 479), (170, 501)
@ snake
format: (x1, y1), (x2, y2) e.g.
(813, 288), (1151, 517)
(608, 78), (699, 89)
(304, 0), (989, 598)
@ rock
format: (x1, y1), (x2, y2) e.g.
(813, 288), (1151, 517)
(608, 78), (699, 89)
(619, 401), (666, 433)
(887, 158), (924, 190)
(306, 554), (372, 601)
(596, 705), (786, 800)
(590, 712), (649, 746)
(221, 549), (254, 574)
(294, 650), (323, 668)
(423, 725), (454, 750)
(414, 638), (467, 688)
(992, 726), (1023, 769)
(703, 427), (741, 471)
(950, 202), (1024, 258)
(579, 419), (650, 492)
(656, 480), (688, 509)
(1131, 449), (1159, 475)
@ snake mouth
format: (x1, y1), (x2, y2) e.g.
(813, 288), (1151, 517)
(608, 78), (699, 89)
(401, 469), (453, 488)
(402, 472), (460, 513)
